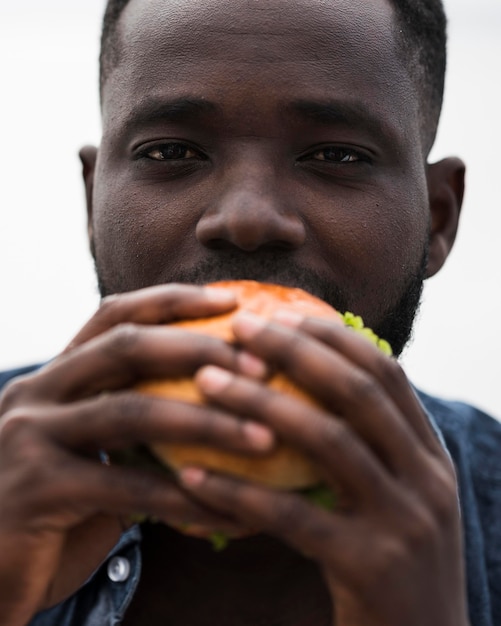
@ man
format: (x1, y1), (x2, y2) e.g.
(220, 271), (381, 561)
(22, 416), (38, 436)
(0, 0), (499, 624)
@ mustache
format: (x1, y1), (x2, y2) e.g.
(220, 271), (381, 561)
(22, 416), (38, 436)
(162, 252), (350, 313)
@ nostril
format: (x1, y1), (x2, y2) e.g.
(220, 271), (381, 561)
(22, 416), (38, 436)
(259, 240), (299, 251)
(202, 237), (298, 253)
(202, 238), (237, 251)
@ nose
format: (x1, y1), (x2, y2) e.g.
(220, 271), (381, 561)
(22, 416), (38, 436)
(196, 160), (306, 252)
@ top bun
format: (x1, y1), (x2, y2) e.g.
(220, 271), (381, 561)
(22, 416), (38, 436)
(137, 280), (342, 490)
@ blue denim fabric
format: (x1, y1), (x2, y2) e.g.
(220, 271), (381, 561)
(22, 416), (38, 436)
(29, 526), (142, 626)
(417, 390), (501, 626)
(1, 366), (500, 625)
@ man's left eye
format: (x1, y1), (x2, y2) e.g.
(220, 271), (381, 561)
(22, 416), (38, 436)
(145, 143), (199, 160)
(310, 147), (361, 162)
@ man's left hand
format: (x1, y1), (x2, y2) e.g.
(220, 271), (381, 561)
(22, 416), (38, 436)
(179, 312), (470, 626)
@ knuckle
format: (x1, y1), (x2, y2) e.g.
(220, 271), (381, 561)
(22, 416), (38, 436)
(364, 516), (440, 585)
(161, 282), (195, 300)
(192, 410), (220, 446)
(348, 371), (382, 405)
(195, 335), (224, 362)
(271, 493), (302, 530)
(425, 458), (460, 525)
(378, 355), (407, 388)
(0, 411), (52, 485)
(104, 391), (151, 439)
(367, 536), (409, 583)
(114, 390), (148, 421)
(303, 318), (337, 343)
(0, 377), (31, 413)
(320, 415), (351, 452)
(283, 331), (308, 361)
(401, 505), (438, 550)
(0, 409), (39, 448)
(273, 331), (311, 375)
(105, 323), (141, 357)
(182, 403), (235, 448)
(194, 336), (236, 371)
(98, 293), (122, 319)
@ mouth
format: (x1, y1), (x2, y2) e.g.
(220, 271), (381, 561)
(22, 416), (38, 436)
(156, 251), (350, 313)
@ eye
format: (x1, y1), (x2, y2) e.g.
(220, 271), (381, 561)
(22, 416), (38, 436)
(309, 146), (363, 163)
(141, 142), (202, 161)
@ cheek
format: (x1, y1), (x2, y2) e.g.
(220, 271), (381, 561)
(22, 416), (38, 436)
(311, 185), (429, 315)
(368, 203), (428, 269)
(91, 174), (200, 291)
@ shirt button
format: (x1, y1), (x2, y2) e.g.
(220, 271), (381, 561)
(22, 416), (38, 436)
(107, 556), (131, 583)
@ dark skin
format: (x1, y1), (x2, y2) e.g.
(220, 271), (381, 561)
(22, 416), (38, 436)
(0, 0), (469, 624)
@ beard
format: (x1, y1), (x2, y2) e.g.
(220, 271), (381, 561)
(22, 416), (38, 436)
(95, 246), (427, 357)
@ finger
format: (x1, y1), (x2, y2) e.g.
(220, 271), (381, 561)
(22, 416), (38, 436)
(231, 312), (435, 476)
(276, 312), (443, 455)
(0, 435), (242, 536)
(12, 391), (274, 454)
(196, 366), (395, 506)
(65, 283), (237, 352)
(0, 412), (244, 532)
(13, 325), (241, 403)
(179, 467), (359, 573)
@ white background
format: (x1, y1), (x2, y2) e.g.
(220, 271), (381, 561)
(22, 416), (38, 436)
(0, 0), (500, 417)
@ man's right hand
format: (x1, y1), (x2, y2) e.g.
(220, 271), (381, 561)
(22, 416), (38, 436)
(0, 284), (274, 626)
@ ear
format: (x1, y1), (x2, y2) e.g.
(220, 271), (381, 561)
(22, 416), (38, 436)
(425, 157), (466, 278)
(79, 145), (98, 258)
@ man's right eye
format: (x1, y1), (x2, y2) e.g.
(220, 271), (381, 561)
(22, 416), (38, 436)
(141, 142), (201, 160)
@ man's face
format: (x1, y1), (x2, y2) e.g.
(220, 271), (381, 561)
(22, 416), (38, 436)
(89, 0), (433, 353)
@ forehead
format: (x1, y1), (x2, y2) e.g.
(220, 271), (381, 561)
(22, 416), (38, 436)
(102, 0), (419, 143)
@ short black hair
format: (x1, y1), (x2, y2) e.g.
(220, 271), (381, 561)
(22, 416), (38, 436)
(99, 0), (446, 152)
(100, 0), (129, 96)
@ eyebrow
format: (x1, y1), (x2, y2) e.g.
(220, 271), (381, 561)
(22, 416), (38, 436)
(124, 97), (217, 130)
(287, 99), (391, 139)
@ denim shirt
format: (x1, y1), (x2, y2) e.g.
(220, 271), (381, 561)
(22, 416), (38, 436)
(1, 365), (501, 626)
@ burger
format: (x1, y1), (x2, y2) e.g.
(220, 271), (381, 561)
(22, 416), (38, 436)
(116, 280), (391, 545)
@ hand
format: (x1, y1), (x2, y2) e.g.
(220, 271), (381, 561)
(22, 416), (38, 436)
(178, 311), (470, 626)
(0, 285), (274, 625)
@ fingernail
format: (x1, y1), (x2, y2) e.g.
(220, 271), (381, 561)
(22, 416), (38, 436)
(203, 287), (237, 303)
(272, 308), (304, 327)
(237, 351), (268, 378)
(197, 366), (233, 393)
(179, 467), (207, 487)
(243, 421), (275, 449)
(233, 311), (266, 339)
